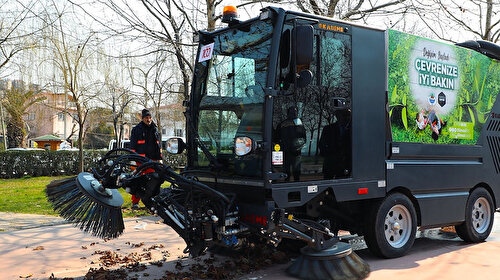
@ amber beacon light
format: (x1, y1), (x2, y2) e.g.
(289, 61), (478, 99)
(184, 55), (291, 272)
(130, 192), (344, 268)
(222, 6), (238, 24)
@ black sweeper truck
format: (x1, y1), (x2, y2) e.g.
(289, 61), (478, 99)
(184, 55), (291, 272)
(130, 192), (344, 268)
(46, 6), (500, 280)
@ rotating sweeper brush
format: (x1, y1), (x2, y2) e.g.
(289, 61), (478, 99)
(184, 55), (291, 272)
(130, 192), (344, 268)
(286, 242), (370, 280)
(46, 149), (370, 279)
(46, 173), (125, 239)
(275, 212), (370, 280)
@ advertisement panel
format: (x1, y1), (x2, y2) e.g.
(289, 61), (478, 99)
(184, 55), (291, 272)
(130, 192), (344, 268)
(388, 29), (500, 144)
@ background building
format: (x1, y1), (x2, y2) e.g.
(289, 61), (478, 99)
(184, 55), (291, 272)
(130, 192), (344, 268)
(25, 91), (78, 144)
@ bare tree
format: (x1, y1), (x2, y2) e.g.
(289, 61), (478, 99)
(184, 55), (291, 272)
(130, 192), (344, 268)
(43, 1), (99, 172)
(94, 52), (134, 147)
(101, 82), (133, 148)
(0, 0), (55, 149)
(293, 0), (409, 21)
(410, 0), (500, 43)
(69, 0), (197, 102)
(0, 0), (46, 73)
(129, 52), (175, 138)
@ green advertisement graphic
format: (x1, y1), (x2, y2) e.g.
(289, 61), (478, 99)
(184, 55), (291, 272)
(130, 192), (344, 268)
(388, 29), (500, 144)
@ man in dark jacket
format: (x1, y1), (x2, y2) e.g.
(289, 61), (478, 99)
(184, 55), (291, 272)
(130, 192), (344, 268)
(275, 106), (306, 181)
(129, 109), (162, 208)
(319, 109), (351, 179)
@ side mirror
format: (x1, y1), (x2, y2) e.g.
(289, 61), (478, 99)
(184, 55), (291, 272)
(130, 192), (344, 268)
(278, 25), (314, 93)
(234, 136), (256, 156)
(166, 138), (186, 154)
(293, 25), (314, 65)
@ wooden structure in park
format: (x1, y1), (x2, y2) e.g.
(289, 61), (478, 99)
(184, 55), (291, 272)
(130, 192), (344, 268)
(33, 134), (62, 151)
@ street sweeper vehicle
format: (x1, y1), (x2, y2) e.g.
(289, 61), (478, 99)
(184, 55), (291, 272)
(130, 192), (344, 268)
(47, 6), (500, 280)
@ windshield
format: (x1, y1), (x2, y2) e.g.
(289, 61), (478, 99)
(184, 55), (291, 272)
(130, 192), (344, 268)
(192, 20), (273, 177)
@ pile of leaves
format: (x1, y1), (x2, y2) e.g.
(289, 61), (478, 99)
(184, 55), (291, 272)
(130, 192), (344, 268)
(93, 250), (151, 268)
(68, 240), (293, 280)
(163, 244), (290, 280)
(92, 242), (169, 270)
(76, 243), (291, 280)
(84, 267), (128, 280)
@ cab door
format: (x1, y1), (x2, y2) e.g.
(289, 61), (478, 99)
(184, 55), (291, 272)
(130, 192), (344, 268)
(273, 21), (352, 182)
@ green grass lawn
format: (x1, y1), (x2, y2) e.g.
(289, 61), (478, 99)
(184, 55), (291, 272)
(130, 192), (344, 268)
(0, 176), (149, 217)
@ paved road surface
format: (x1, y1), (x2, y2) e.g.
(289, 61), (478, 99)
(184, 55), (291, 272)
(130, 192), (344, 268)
(0, 212), (67, 232)
(1, 213), (500, 280)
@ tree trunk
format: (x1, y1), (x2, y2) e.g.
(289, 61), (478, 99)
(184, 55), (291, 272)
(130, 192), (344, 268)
(76, 103), (85, 172)
(206, 0), (216, 31)
(113, 117), (119, 148)
(78, 121), (84, 172)
(6, 120), (24, 148)
(155, 109), (162, 139)
(119, 122), (124, 144)
(485, 0), (493, 41)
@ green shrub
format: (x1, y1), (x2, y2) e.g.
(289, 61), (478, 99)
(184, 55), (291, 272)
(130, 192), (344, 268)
(162, 152), (187, 169)
(0, 150), (186, 178)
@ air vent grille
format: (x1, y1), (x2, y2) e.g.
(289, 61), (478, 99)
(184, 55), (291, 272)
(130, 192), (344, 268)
(487, 119), (500, 131)
(486, 136), (500, 173)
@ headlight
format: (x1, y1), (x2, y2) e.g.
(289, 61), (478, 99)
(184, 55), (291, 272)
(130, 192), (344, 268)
(234, 136), (254, 156)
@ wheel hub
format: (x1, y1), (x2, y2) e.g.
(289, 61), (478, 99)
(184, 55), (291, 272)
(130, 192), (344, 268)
(471, 197), (491, 234)
(384, 204), (412, 248)
(392, 222), (401, 231)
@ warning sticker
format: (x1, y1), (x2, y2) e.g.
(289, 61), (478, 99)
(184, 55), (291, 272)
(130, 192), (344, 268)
(274, 144), (280, 151)
(198, 43), (214, 62)
(272, 151), (283, 165)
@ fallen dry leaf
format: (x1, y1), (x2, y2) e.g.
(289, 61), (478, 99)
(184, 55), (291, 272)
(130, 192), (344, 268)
(131, 242), (144, 248)
(440, 226), (456, 233)
(85, 267), (127, 280)
(32, 246), (44, 251)
(144, 244), (164, 251)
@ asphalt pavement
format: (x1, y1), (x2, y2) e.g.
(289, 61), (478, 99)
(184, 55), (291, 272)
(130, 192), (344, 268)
(1, 212), (500, 280)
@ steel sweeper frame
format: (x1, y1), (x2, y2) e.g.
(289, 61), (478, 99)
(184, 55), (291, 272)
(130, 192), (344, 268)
(47, 6), (500, 280)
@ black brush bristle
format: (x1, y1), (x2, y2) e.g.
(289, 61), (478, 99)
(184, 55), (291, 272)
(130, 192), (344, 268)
(46, 177), (125, 239)
(286, 243), (370, 280)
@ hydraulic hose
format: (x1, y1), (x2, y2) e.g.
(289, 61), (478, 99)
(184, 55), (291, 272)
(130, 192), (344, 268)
(133, 161), (230, 204)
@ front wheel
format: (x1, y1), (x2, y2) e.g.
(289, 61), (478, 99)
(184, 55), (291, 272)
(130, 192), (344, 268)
(364, 192), (417, 258)
(455, 188), (495, 242)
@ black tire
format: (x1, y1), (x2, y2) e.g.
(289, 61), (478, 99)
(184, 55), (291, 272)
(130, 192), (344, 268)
(455, 188), (494, 242)
(364, 192), (417, 258)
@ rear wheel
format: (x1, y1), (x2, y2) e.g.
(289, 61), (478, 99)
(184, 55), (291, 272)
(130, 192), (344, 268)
(455, 188), (494, 242)
(364, 192), (417, 258)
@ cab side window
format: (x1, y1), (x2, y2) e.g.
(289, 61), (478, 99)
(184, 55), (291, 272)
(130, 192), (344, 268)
(273, 25), (352, 182)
